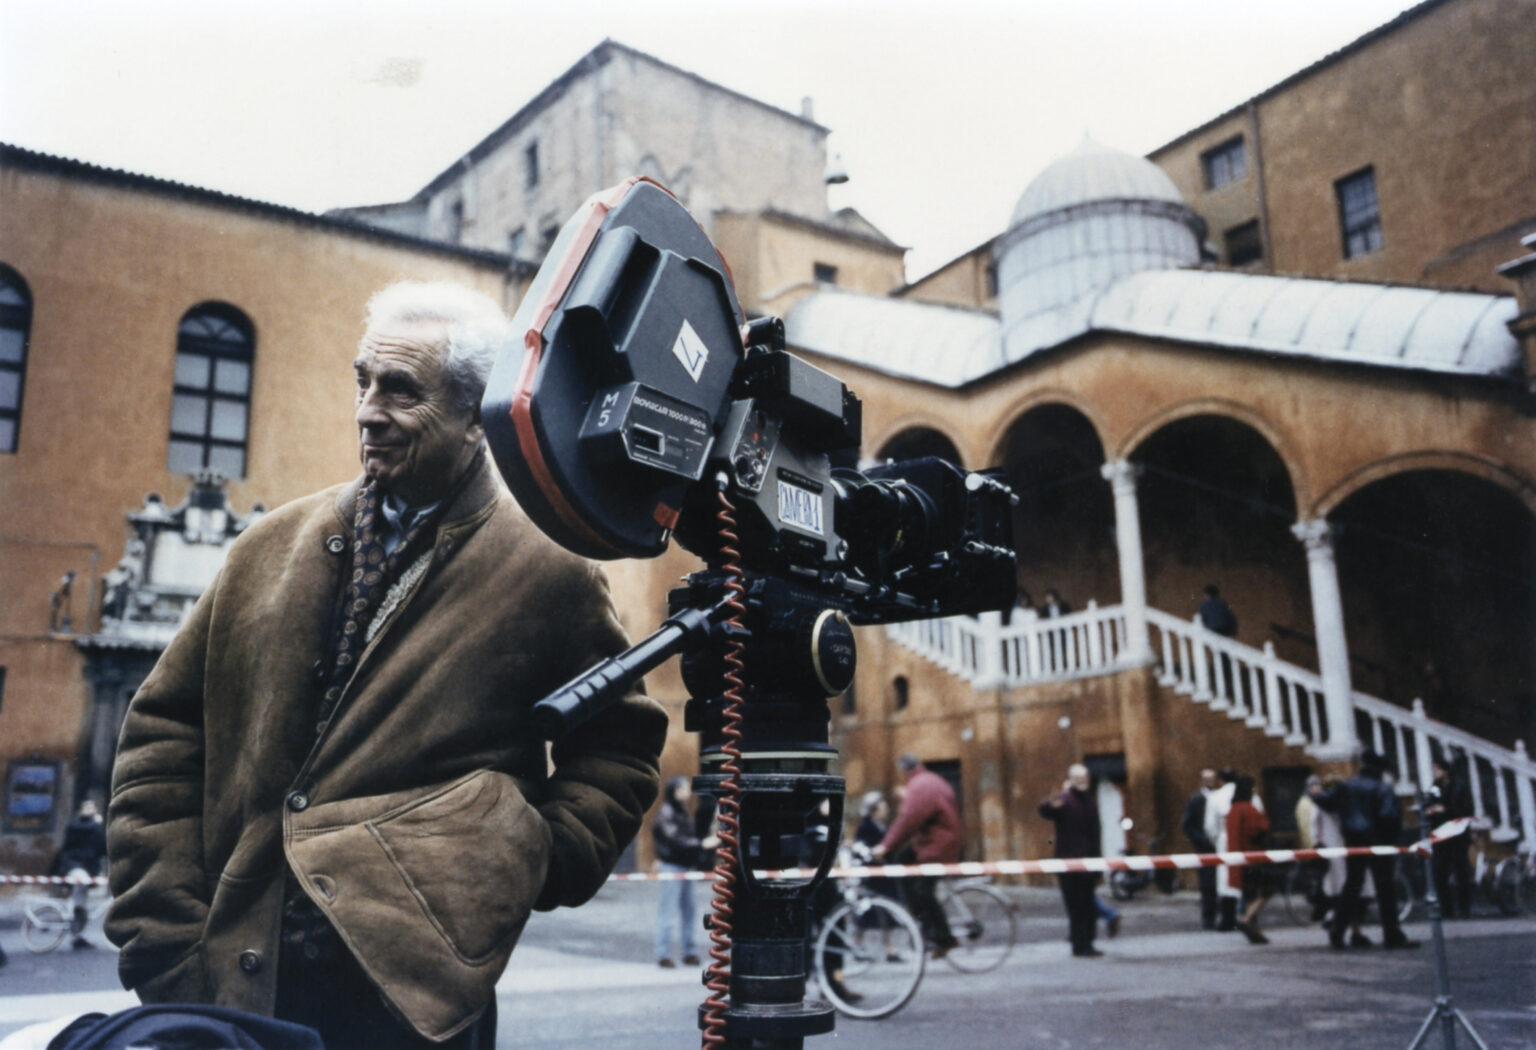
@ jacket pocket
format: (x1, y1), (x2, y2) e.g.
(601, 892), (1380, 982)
(366, 769), (549, 962)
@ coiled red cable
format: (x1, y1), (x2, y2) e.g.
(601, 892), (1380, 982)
(701, 487), (747, 1048)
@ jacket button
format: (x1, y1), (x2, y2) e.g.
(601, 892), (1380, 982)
(325, 535), (346, 554)
(287, 791), (310, 812)
(239, 949), (262, 974)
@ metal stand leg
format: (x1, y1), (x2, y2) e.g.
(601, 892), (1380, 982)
(1404, 802), (1493, 1050)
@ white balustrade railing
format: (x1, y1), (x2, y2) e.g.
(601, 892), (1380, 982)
(1145, 608), (1327, 749)
(887, 601), (1536, 844)
(1355, 692), (1536, 846)
(885, 602), (1131, 687)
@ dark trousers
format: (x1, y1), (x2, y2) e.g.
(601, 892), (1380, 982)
(275, 898), (495, 1050)
(1058, 873), (1097, 954)
(903, 875), (955, 947)
(1333, 853), (1405, 943)
(1196, 866), (1218, 928)
(1432, 837), (1473, 918)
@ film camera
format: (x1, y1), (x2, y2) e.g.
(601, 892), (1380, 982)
(482, 178), (1017, 1048)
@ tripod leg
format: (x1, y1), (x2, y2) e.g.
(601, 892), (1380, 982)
(1402, 1006), (1441, 1050)
(1450, 1009), (1493, 1050)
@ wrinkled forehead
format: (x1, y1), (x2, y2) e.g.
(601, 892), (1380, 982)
(356, 320), (451, 374)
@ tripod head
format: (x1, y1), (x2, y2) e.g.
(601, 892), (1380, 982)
(481, 177), (1018, 1046)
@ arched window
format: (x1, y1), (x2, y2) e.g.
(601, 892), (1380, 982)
(168, 303), (255, 478)
(0, 264), (32, 454)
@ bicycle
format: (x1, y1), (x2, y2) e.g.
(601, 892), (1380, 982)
(1107, 831), (1178, 902)
(1471, 826), (1524, 917)
(22, 882), (111, 953)
(936, 877), (1017, 973)
(812, 845), (1018, 1018)
(813, 849), (925, 1019)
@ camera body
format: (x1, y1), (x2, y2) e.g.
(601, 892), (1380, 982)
(482, 177), (1016, 625)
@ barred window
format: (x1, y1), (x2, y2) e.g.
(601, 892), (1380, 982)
(1336, 167), (1383, 259)
(1201, 137), (1247, 190)
(0, 265), (32, 453)
(168, 303), (255, 478)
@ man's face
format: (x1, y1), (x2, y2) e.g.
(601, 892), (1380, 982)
(1200, 769), (1218, 791)
(1068, 765), (1091, 792)
(354, 320), (482, 505)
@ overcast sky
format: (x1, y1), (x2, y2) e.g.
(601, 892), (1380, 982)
(1, 0), (1416, 278)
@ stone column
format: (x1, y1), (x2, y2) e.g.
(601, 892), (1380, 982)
(1101, 460), (1152, 664)
(1291, 519), (1358, 759)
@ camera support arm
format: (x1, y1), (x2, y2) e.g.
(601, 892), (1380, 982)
(530, 603), (722, 740)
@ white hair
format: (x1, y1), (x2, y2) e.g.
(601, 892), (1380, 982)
(364, 281), (512, 414)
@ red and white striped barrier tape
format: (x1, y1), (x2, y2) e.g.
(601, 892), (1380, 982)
(607, 818), (1476, 882)
(0, 819), (1474, 887)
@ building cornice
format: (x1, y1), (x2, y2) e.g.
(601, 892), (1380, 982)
(743, 207), (906, 252)
(0, 142), (527, 272)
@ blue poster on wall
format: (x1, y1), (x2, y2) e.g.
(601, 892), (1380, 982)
(5, 761), (59, 832)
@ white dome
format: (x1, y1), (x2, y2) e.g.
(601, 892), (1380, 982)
(1010, 136), (1185, 228)
(994, 137), (1203, 347)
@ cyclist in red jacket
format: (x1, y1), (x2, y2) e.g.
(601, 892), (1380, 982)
(872, 754), (962, 956)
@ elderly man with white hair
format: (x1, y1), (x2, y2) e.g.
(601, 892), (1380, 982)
(105, 281), (666, 1050)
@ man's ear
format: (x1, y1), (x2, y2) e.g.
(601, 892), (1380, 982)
(466, 403), (485, 444)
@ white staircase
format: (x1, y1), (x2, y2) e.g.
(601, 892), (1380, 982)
(885, 603), (1536, 845)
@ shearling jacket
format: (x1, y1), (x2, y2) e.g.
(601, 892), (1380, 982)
(105, 453), (666, 1041)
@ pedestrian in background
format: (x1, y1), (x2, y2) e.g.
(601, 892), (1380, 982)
(1039, 763), (1103, 957)
(855, 791), (901, 904)
(1311, 772), (1379, 945)
(1310, 751), (1418, 950)
(1182, 767), (1220, 930)
(1423, 758), (1474, 918)
(1001, 586), (1035, 627)
(1040, 589), (1072, 618)
(1197, 584), (1237, 637)
(1226, 776), (1273, 945)
(653, 777), (716, 968)
(1204, 767), (1261, 931)
(52, 799), (107, 949)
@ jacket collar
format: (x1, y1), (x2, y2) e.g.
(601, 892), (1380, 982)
(332, 446), (500, 539)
